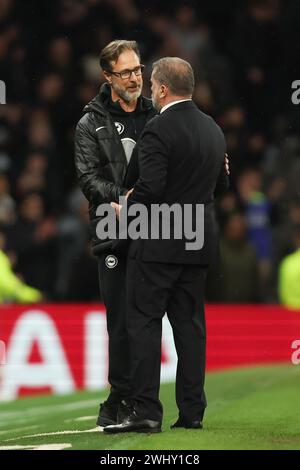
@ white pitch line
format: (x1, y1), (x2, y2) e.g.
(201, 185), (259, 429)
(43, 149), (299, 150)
(5, 427), (102, 442)
(32, 443), (72, 450)
(0, 445), (35, 450)
(0, 443), (72, 450)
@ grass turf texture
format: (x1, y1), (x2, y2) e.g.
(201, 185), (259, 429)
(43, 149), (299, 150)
(0, 365), (299, 450)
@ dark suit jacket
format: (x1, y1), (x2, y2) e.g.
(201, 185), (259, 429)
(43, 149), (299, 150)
(124, 100), (227, 264)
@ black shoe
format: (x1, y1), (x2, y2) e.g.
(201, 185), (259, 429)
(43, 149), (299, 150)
(96, 401), (118, 427)
(170, 417), (203, 429)
(104, 404), (161, 434)
(117, 400), (132, 424)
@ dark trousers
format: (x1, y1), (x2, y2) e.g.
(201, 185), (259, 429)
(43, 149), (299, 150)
(98, 253), (130, 403)
(127, 257), (207, 422)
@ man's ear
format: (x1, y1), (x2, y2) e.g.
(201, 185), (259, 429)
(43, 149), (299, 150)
(161, 84), (167, 97)
(103, 70), (112, 84)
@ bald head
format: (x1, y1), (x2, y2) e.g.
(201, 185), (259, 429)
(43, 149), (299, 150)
(152, 57), (194, 98)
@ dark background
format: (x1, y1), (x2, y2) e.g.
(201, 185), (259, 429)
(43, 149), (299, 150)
(1, 0), (300, 303)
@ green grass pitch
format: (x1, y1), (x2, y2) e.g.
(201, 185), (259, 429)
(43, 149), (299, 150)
(0, 365), (300, 450)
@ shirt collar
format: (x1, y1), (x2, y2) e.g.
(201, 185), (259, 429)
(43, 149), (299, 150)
(160, 99), (192, 114)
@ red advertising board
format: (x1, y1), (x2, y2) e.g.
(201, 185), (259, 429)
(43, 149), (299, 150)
(0, 304), (299, 400)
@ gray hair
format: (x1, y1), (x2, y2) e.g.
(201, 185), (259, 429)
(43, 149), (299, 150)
(152, 57), (194, 96)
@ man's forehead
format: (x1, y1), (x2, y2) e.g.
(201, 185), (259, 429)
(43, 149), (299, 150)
(112, 50), (140, 70)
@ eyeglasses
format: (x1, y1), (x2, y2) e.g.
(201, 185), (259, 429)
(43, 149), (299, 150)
(109, 64), (145, 80)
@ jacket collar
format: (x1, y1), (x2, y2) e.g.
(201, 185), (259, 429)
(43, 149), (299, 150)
(160, 100), (197, 114)
(160, 99), (192, 114)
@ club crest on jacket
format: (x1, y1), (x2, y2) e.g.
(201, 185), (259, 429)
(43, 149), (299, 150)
(105, 255), (118, 269)
(114, 122), (124, 135)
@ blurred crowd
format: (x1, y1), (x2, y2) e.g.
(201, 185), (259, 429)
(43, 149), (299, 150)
(0, 0), (300, 304)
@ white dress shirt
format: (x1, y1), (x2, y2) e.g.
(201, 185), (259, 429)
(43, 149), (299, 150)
(160, 99), (192, 114)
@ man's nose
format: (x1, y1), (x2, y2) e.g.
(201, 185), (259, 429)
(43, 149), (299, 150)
(130, 74), (138, 83)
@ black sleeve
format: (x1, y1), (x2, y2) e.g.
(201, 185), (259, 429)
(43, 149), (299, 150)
(74, 116), (127, 205)
(127, 123), (169, 208)
(124, 144), (139, 189)
(214, 126), (229, 198)
(124, 113), (158, 189)
(214, 164), (230, 198)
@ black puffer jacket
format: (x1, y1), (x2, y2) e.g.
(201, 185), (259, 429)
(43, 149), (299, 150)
(74, 83), (155, 255)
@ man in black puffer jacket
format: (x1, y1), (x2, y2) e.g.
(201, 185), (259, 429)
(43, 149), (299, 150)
(74, 40), (156, 427)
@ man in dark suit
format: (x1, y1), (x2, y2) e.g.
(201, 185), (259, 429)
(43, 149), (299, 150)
(105, 57), (227, 434)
